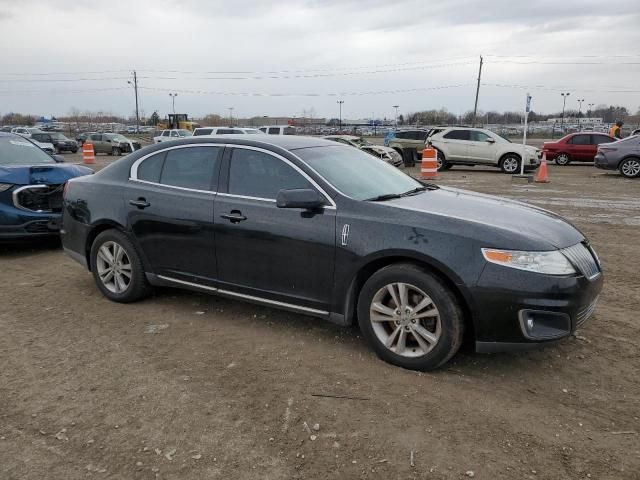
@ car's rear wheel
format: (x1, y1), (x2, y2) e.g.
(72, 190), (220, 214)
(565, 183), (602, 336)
(555, 153), (571, 165)
(111, 147), (121, 156)
(357, 264), (464, 370)
(500, 154), (521, 174)
(90, 229), (151, 303)
(619, 157), (640, 178)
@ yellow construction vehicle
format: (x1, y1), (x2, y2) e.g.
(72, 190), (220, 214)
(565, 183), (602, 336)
(156, 114), (200, 131)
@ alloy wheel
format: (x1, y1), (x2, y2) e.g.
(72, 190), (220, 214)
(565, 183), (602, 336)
(556, 153), (570, 165)
(621, 159), (640, 178)
(369, 282), (442, 357)
(502, 156), (519, 173)
(95, 241), (132, 294)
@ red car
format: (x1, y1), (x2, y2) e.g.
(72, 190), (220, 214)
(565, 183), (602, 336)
(543, 132), (616, 165)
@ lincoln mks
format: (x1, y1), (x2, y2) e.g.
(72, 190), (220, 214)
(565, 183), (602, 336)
(61, 136), (603, 370)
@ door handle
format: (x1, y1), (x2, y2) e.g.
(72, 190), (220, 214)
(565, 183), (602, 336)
(221, 211), (247, 223)
(129, 198), (150, 209)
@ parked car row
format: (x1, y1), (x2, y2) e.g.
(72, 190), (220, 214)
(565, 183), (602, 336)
(323, 135), (403, 167)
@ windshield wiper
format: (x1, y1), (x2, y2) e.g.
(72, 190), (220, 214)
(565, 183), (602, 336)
(364, 193), (403, 202)
(400, 186), (428, 197)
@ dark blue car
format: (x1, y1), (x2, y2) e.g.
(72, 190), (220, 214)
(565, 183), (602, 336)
(0, 133), (93, 239)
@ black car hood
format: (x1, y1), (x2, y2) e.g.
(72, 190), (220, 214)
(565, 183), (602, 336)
(382, 186), (583, 250)
(0, 164), (93, 186)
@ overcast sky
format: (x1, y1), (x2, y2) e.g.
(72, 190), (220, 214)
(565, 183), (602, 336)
(0, 0), (639, 120)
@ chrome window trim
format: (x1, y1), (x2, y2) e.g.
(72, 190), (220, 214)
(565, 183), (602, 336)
(156, 275), (328, 315)
(129, 142), (337, 209)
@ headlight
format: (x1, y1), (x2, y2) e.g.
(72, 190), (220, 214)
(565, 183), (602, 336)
(482, 248), (576, 275)
(0, 183), (13, 192)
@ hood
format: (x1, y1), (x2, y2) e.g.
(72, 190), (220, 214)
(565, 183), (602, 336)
(382, 186), (583, 250)
(0, 163), (93, 186)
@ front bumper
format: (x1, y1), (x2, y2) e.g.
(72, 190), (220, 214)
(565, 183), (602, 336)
(55, 142), (78, 152)
(470, 262), (603, 353)
(0, 215), (61, 238)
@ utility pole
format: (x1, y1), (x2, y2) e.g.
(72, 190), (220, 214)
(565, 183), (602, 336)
(127, 71), (140, 133)
(393, 105), (399, 130)
(169, 93), (178, 115)
(472, 55), (483, 127)
(560, 92), (570, 132)
(337, 100), (344, 131)
(577, 98), (585, 118)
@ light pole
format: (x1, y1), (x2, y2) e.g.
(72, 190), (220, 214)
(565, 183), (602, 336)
(228, 107), (234, 126)
(560, 92), (570, 133)
(392, 105), (399, 130)
(577, 98), (585, 119)
(337, 100), (344, 131)
(588, 103), (595, 117)
(169, 93), (178, 115)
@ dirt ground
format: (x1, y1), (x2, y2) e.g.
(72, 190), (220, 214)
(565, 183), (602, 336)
(1, 157), (639, 480)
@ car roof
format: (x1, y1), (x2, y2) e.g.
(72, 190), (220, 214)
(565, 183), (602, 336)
(324, 135), (359, 140)
(146, 135), (333, 151)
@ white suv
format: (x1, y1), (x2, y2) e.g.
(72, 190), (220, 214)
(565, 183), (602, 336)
(429, 127), (540, 173)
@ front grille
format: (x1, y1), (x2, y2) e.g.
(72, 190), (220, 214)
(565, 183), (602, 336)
(576, 296), (599, 328)
(13, 184), (64, 213)
(132, 142), (141, 150)
(562, 243), (601, 280)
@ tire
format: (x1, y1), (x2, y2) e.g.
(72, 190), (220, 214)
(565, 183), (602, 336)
(111, 147), (121, 156)
(555, 153), (571, 166)
(499, 154), (521, 174)
(90, 229), (151, 303)
(619, 157), (640, 178)
(357, 263), (465, 371)
(436, 150), (452, 171)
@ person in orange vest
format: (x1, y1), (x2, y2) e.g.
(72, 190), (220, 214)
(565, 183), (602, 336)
(609, 121), (623, 139)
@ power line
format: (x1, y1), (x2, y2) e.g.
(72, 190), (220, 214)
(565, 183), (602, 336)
(482, 83), (640, 94)
(0, 87), (129, 96)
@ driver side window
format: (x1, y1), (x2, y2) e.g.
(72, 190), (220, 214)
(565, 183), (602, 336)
(228, 149), (312, 200)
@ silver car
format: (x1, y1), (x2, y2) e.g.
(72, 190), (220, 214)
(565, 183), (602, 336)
(594, 135), (640, 178)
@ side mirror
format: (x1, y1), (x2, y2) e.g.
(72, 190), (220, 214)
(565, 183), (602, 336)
(486, 138), (496, 143)
(52, 154), (65, 163)
(276, 188), (325, 210)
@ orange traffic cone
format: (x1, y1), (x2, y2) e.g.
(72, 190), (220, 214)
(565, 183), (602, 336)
(421, 146), (438, 180)
(82, 142), (95, 165)
(535, 151), (550, 183)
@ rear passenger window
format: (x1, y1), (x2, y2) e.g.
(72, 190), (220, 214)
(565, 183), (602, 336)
(228, 149), (311, 199)
(216, 129), (234, 134)
(268, 128), (280, 135)
(570, 135), (590, 145)
(444, 130), (470, 140)
(194, 128), (213, 136)
(159, 146), (220, 190)
(137, 152), (166, 183)
(593, 135), (614, 145)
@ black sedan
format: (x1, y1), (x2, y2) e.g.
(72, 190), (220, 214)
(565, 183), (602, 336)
(61, 136), (603, 370)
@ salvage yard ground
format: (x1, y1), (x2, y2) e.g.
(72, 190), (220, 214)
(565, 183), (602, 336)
(1, 160), (639, 479)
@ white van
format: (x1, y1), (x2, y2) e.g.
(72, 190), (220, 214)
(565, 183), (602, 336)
(258, 125), (296, 135)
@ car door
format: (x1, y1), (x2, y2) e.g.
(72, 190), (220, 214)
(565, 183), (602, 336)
(439, 129), (471, 161)
(126, 145), (222, 286)
(89, 134), (104, 153)
(214, 146), (336, 313)
(467, 130), (498, 164)
(568, 134), (592, 161)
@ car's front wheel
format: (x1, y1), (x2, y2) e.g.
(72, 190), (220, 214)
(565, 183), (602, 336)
(500, 154), (521, 174)
(555, 153), (571, 165)
(620, 157), (640, 178)
(436, 150), (452, 171)
(357, 264), (464, 370)
(90, 229), (151, 303)
(111, 147), (121, 156)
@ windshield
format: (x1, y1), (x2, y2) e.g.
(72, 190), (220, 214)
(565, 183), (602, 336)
(350, 137), (372, 147)
(178, 129), (192, 137)
(106, 134), (128, 142)
(297, 145), (423, 201)
(495, 132), (511, 143)
(0, 137), (55, 165)
(50, 133), (70, 141)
